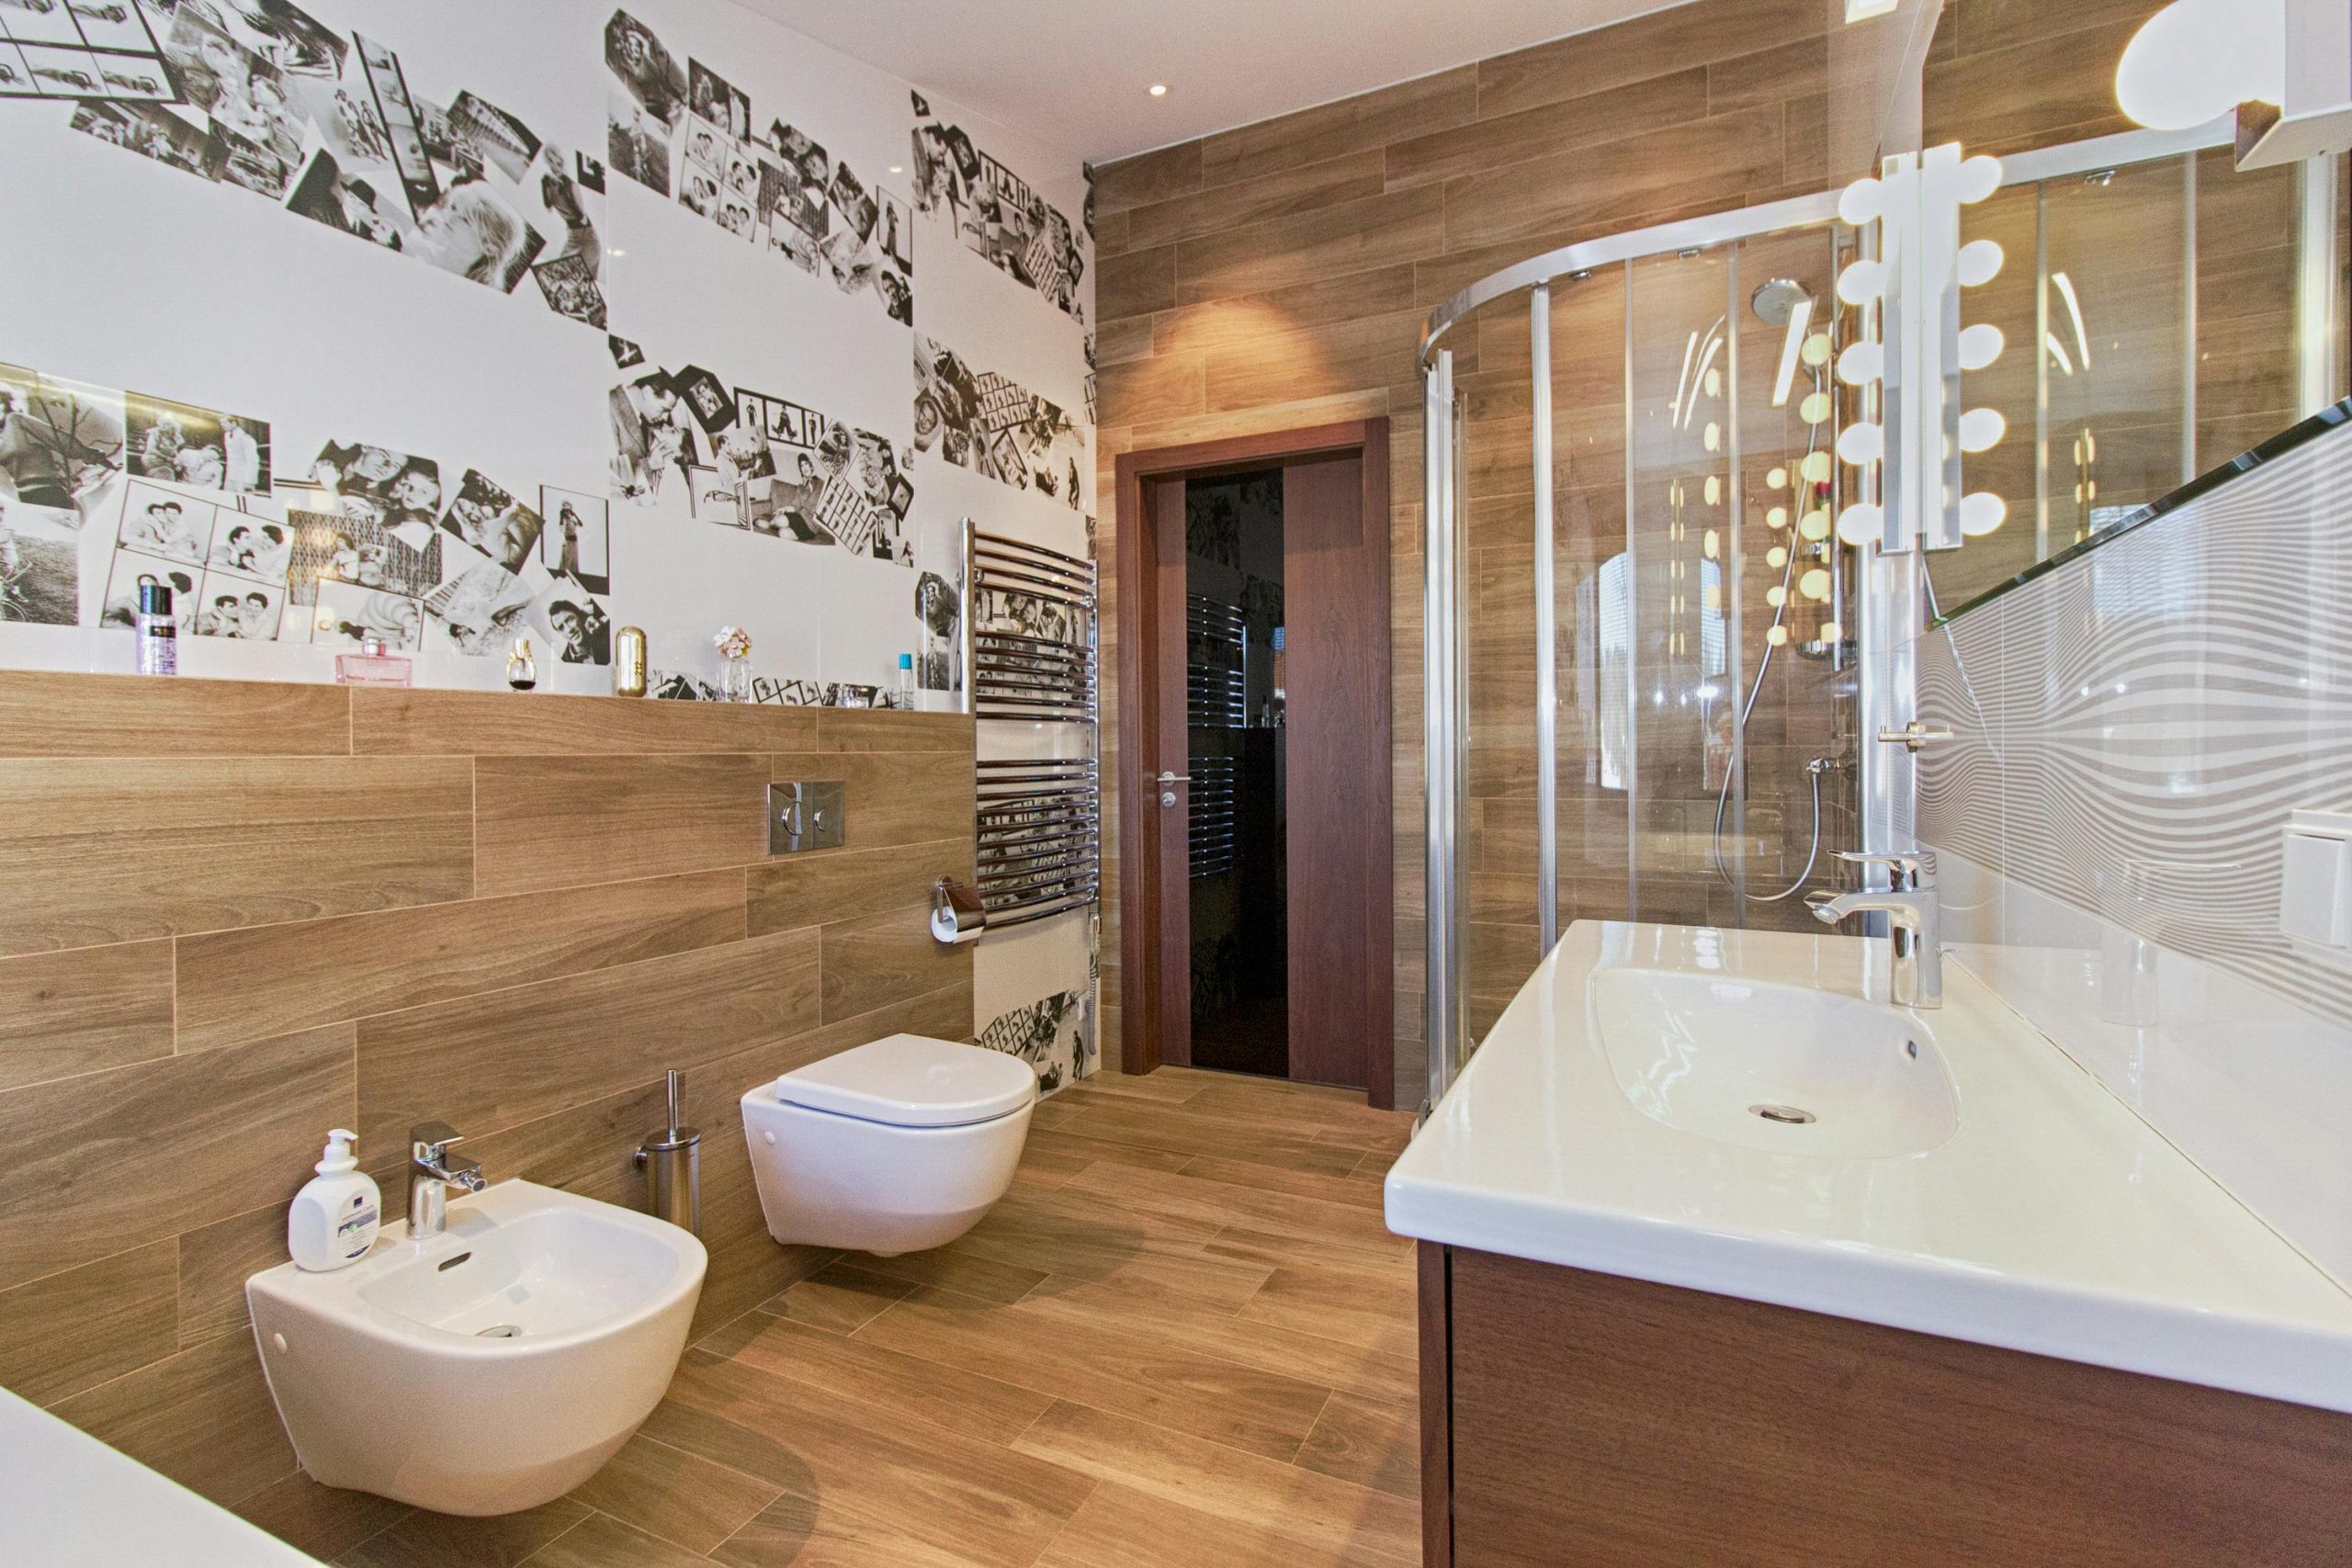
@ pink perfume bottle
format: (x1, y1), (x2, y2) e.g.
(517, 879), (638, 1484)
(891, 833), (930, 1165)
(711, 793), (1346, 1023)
(336, 635), (412, 688)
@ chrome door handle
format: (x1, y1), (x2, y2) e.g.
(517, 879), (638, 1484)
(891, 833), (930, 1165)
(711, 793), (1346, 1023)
(1876, 721), (1953, 752)
(1153, 771), (1191, 784)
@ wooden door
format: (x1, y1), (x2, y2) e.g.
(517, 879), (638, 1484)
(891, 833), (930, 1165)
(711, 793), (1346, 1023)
(1283, 442), (1391, 1089)
(1132, 472), (1193, 1070)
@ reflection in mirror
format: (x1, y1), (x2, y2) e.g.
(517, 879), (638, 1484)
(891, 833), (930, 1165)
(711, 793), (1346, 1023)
(1932, 143), (2346, 619)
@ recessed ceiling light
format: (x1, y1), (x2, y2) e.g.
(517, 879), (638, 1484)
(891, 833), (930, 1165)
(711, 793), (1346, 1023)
(1148, 83), (1169, 97)
(888, 165), (903, 174)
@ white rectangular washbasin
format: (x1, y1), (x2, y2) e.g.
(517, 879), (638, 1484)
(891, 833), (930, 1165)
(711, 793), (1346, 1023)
(1385, 920), (2352, 1413)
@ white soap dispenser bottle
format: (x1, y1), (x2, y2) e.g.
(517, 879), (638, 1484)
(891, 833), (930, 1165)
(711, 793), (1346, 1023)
(288, 1129), (381, 1271)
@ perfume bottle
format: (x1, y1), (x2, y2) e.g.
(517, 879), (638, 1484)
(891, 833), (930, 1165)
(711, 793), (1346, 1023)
(335, 634), (412, 688)
(506, 637), (538, 691)
(615, 626), (648, 697)
(134, 581), (177, 676)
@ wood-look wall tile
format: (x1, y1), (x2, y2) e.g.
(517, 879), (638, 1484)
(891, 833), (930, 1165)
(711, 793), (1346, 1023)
(816, 707), (974, 753)
(1098, 352), (1208, 428)
(818, 905), (972, 1024)
(1125, 151), (1385, 252)
(749, 837), (972, 936)
(1475, 0), (1823, 120)
(1094, 139), (1204, 214)
(1202, 309), (1430, 415)
(1385, 68), (1704, 190)
(0, 939), (174, 1092)
(1706, 35), (1829, 115)
(49, 1328), (294, 1506)
(1099, 244), (1178, 321)
(1097, 314), (1159, 367)
(176, 1201), (295, 1347)
(1150, 264), (1419, 360)
(1922, 15), (2147, 150)
(352, 687), (819, 755)
(1095, 207), (1130, 256)
(1199, 66), (1476, 188)
(232, 1471), (413, 1563)
(1946, 0), (2164, 58)
(0, 1021), (353, 1293)
(768, 750), (971, 851)
(0, 758), (472, 957)
(356, 931), (820, 1146)
(426, 1075), (674, 1214)
(1174, 186), (1443, 306)
(0, 671), (349, 758)
(473, 754), (766, 897)
(176, 868), (747, 1055)
(1440, 107), (1786, 254)
(0, 1239), (177, 1406)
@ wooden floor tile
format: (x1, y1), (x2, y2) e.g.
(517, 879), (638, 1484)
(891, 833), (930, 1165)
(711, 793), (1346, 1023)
(1181, 1153), (1391, 1212)
(338, 1498), (588, 1568)
(856, 1285), (1335, 1462)
(566, 1435), (780, 1556)
(1295, 1393), (1419, 1499)
(521, 1513), (707, 1568)
(1013, 1401), (1419, 1568)
(758, 1261), (914, 1336)
(704, 1309), (1056, 1445)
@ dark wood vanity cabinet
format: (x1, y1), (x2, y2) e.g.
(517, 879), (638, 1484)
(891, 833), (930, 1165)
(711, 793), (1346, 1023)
(1418, 1243), (2352, 1567)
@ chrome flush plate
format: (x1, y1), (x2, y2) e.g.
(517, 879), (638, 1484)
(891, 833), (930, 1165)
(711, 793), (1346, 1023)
(769, 780), (844, 853)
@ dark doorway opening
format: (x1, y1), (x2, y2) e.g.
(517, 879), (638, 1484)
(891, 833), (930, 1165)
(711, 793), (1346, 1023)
(1184, 470), (1288, 1077)
(1114, 420), (1393, 1107)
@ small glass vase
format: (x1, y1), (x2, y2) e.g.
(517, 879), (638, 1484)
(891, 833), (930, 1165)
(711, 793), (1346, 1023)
(718, 652), (752, 702)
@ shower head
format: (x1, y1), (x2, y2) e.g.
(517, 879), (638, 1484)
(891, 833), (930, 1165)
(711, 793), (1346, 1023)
(1750, 277), (1814, 327)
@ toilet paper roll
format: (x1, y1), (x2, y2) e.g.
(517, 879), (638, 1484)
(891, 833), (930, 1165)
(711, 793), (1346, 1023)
(930, 878), (988, 944)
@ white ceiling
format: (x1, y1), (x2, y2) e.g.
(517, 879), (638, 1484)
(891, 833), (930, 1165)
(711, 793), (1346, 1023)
(734, 0), (1696, 165)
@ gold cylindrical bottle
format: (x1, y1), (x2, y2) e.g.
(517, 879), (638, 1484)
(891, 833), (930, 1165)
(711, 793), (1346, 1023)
(616, 626), (648, 697)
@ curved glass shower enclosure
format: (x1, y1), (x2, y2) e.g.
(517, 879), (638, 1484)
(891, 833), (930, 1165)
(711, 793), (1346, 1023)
(1419, 122), (2346, 1106)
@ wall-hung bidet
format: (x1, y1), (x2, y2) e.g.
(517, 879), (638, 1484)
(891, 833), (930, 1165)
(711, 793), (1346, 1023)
(245, 1154), (706, 1517)
(741, 1032), (1036, 1255)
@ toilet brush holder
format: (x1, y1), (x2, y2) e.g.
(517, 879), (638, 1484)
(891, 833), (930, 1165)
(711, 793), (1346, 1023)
(634, 1069), (701, 1235)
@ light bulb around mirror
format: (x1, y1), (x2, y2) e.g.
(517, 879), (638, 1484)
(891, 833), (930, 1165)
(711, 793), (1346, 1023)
(1958, 322), (2006, 370)
(1800, 391), (1833, 425)
(1799, 568), (1833, 602)
(1702, 528), (1720, 560)
(1819, 620), (1842, 644)
(1767, 625), (1790, 648)
(1765, 584), (1787, 608)
(1703, 422), (1722, 453)
(1837, 341), (1884, 386)
(1767, 506), (1789, 530)
(1836, 423), (1884, 465)
(1838, 176), (1884, 227)
(1837, 259), (1886, 306)
(1959, 491), (2007, 536)
(1703, 475), (1722, 506)
(1956, 153), (2004, 205)
(1800, 451), (1833, 484)
(1801, 333), (1833, 367)
(1836, 503), (1883, 547)
(1959, 407), (2007, 453)
(1767, 545), (1789, 568)
(1766, 466), (1788, 489)
(1957, 238), (2005, 288)
(1798, 510), (1831, 542)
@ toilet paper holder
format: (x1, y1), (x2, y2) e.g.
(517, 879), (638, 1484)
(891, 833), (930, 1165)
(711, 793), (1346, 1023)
(931, 877), (988, 944)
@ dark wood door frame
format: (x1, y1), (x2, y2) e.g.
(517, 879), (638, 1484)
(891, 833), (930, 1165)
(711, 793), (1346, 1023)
(1112, 419), (1395, 1109)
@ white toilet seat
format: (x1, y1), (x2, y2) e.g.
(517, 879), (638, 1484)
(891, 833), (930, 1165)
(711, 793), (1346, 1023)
(741, 1034), (1038, 1256)
(775, 1032), (1036, 1127)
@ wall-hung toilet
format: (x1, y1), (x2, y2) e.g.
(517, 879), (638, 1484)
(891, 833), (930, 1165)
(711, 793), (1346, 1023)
(741, 1033), (1037, 1255)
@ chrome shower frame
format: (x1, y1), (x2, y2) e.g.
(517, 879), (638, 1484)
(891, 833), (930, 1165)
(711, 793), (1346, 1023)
(1417, 119), (2271, 1111)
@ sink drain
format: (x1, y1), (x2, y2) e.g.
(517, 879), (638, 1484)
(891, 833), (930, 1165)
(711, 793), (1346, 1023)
(475, 1325), (521, 1338)
(1748, 1103), (1817, 1125)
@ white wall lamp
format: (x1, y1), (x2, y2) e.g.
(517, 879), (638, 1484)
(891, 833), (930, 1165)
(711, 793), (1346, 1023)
(2117, 0), (2352, 168)
(1831, 145), (2007, 552)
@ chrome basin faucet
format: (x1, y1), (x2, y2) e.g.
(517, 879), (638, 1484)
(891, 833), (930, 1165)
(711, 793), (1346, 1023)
(409, 1122), (486, 1237)
(1809, 851), (1943, 1010)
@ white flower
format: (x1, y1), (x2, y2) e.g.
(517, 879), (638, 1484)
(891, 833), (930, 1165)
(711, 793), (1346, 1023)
(713, 625), (752, 660)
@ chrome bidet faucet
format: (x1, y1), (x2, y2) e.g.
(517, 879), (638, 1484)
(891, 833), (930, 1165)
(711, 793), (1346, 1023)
(1809, 851), (1943, 1010)
(409, 1122), (487, 1237)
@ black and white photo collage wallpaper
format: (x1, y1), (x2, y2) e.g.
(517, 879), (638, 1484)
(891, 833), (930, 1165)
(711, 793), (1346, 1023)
(0, 0), (1091, 712)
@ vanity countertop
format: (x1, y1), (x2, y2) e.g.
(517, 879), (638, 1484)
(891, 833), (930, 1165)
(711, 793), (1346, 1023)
(0, 1386), (324, 1564)
(1384, 920), (2352, 1413)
